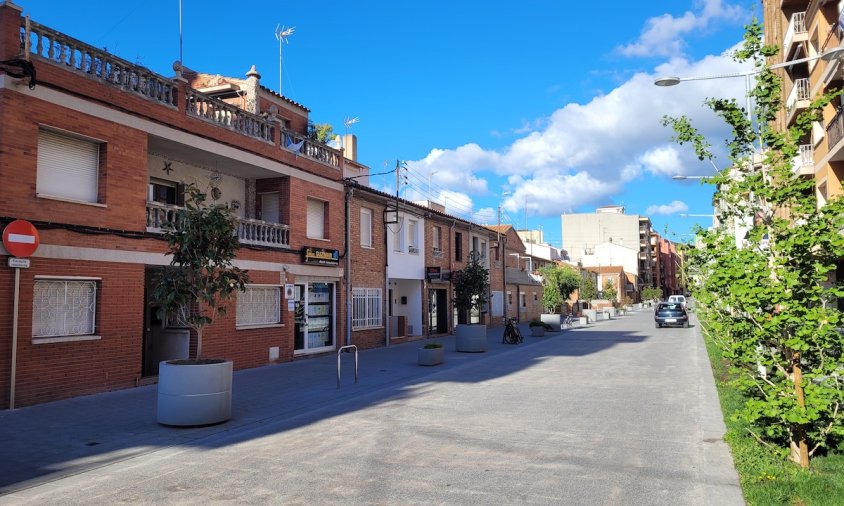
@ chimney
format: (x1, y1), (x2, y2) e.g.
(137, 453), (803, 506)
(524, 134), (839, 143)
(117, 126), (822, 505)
(244, 65), (261, 114)
(343, 134), (357, 161)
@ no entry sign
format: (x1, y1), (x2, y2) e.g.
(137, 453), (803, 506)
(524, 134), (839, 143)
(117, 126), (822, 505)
(3, 220), (40, 258)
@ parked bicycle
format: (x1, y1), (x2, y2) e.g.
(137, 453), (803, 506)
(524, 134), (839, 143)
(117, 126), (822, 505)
(502, 317), (523, 344)
(564, 313), (574, 328)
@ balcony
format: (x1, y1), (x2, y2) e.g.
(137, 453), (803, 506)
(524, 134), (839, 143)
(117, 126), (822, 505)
(432, 247), (444, 259)
(786, 78), (810, 124)
(792, 144), (814, 176)
(282, 130), (341, 168)
(783, 11), (808, 60)
(827, 106), (844, 158)
(185, 88), (274, 142)
(146, 202), (290, 248)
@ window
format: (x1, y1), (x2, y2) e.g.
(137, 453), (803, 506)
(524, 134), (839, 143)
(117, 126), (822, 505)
(455, 232), (463, 261)
(360, 208), (372, 247)
(37, 129), (100, 204)
(32, 279), (97, 338)
(261, 193), (279, 223)
(393, 217), (404, 252)
(519, 293), (526, 310)
(307, 198), (327, 239)
(148, 178), (183, 206)
(433, 226), (441, 250)
(237, 285), (281, 327)
(408, 219), (418, 253)
(352, 288), (382, 329)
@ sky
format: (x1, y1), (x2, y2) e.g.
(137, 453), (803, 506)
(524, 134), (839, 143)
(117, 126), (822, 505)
(20, 0), (757, 249)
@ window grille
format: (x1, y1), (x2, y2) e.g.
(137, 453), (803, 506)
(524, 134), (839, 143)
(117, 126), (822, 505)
(352, 288), (382, 329)
(33, 279), (97, 337)
(237, 286), (281, 326)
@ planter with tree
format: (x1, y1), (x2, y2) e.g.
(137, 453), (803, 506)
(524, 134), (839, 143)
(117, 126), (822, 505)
(580, 276), (597, 322)
(153, 183), (250, 426)
(453, 253), (490, 352)
(538, 264), (581, 330)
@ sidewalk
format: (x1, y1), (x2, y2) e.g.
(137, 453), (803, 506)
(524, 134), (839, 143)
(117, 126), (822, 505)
(0, 319), (583, 494)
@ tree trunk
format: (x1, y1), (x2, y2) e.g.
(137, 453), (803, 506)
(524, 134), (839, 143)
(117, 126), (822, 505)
(790, 352), (810, 468)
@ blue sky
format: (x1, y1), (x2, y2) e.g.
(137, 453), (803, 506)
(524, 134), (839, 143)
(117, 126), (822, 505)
(21, 0), (755, 248)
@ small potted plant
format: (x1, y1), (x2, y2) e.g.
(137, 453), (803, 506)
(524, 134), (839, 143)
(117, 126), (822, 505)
(529, 319), (546, 337)
(418, 341), (444, 366)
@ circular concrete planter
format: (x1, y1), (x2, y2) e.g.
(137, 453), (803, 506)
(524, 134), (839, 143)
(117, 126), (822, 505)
(455, 324), (487, 352)
(157, 359), (233, 426)
(418, 345), (445, 366)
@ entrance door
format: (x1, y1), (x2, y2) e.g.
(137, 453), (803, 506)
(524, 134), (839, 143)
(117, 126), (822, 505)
(429, 289), (448, 334)
(142, 267), (189, 376)
(294, 282), (335, 353)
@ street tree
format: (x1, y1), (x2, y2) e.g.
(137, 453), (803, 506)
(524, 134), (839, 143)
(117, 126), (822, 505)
(663, 20), (844, 467)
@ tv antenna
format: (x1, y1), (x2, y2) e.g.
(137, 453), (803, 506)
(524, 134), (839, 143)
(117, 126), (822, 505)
(274, 25), (295, 93)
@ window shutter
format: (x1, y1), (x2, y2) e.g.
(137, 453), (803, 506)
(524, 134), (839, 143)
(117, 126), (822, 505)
(176, 183), (186, 206)
(307, 198), (325, 238)
(360, 208), (372, 247)
(261, 193), (279, 223)
(37, 130), (99, 203)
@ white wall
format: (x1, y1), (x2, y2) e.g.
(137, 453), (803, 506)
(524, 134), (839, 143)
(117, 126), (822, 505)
(386, 212), (425, 280)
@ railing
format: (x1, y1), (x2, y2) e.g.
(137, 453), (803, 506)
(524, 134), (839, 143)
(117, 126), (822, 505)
(786, 78), (810, 119)
(784, 11), (807, 54)
(281, 129), (341, 168)
(22, 20), (177, 108)
(827, 106), (844, 149)
(146, 202), (290, 248)
(432, 248), (444, 259)
(792, 144), (814, 175)
(185, 88), (274, 142)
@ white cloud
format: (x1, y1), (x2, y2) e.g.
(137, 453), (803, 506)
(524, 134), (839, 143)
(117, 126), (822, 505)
(646, 200), (689, 215)
(618, 0), (744, 58)
(404, 45), (748, 219)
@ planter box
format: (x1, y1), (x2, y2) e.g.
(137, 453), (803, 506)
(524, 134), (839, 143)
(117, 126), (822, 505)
(530, 326), (545, 337)
(455, 324), (487, 352)
(584, 309), (597, 322)
(607, 307), (617, 317)
(418, 346), (444, 366)
(578, 316), (588, 326)
(540, 313), (561, 331)
(157, 359), (233, 426)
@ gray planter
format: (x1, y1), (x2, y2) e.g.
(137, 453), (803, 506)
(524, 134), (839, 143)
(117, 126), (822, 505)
(455, 324), (487, 352)
(530, 326), (545, 337)
(157, 359), (233, 426)
(540, 313), (561, 331)
(418, 346), (444, 366)
(578, 316), (588, 325)
(584, 309), (597, 322)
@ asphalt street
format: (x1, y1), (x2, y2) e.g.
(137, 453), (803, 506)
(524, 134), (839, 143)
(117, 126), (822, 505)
(0, 308), (743, 505)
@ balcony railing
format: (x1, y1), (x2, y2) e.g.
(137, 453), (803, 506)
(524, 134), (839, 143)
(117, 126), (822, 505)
(22, 20), (178, 108)
(432, 247), (444, 259)
(281, 129), (341, 168)
(827, 106), (844, 149)
(792, 144), (814, 175)
(783, 11), (807, 56)
(185, 88), (274, 143)
(786, 78), (810, 121)
(146, 202), (290, 248)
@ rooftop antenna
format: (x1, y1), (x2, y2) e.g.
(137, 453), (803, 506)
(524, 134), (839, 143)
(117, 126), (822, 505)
(178, 0), (183, 64)
(343, 116), (359, 149)
(274, 25), (295, 94)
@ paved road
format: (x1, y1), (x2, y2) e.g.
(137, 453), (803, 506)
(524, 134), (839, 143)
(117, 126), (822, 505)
(0, 309), (743, 505)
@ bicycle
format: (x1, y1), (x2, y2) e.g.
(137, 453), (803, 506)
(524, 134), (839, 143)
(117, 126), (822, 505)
(502, 317), (523, 344)
(564, 313), (574, 329)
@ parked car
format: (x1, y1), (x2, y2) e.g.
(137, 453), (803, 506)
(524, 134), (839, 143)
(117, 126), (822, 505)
(654, 302), (689, 328)
(667, 295), (687, 307)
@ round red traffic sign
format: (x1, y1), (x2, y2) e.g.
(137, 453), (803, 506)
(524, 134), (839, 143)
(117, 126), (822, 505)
(3, 220), (40, 258)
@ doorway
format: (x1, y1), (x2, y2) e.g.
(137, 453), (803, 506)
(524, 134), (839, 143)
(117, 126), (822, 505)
(142, 267), (190, 376)
(428, 288), (448, 334)
(294, 282), (335, 353)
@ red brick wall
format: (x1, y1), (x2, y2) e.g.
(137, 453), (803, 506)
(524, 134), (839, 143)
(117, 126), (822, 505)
(348, 192), (387, 349)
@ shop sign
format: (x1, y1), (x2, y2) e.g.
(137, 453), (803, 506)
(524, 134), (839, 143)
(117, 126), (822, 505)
(426, 266), (441, 282)
(302, 246), (340, 266)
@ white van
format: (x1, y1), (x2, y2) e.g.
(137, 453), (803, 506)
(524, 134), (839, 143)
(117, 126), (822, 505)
(667, 295), (687, 307)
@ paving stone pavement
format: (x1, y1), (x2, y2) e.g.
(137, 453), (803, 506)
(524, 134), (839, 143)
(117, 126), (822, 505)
(0, 309), (744, 505)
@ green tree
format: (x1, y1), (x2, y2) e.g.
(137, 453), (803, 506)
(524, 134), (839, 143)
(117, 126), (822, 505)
(153, 183), (250, 360)
(642, 286), (663, 302)
(307, 121), (335, 144)
(663, 19), (844, 467)
(539, 264), (582, 313)
(579, 276), (597, 301)
(452, 253), (489, 325)
(603, 279), (617, 304)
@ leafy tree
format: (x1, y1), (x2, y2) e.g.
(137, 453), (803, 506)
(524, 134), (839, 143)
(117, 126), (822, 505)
(153, 183), (250, 360)
(642, 286), (663, 302)
(663, 19), (844, 467)
(539, 264), (582, 313)
(603, 279), (617, 304)
(580, 276), (597, 301)
(452, 253), (489, 325)
(307, 121), (335, 144)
